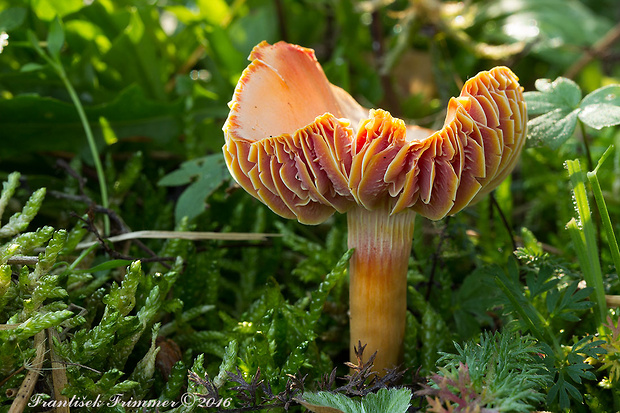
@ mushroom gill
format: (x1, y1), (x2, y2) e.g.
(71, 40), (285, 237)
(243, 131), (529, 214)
(223, 40), (527, 372)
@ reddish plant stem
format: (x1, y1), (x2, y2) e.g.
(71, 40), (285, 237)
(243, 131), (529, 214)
(347, 203), (416, 372)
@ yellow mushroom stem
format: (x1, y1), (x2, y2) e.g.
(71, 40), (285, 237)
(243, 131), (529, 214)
(348, 203), (415, 371)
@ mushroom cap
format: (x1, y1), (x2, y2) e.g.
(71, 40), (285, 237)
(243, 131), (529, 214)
(223, 41), (527, 224)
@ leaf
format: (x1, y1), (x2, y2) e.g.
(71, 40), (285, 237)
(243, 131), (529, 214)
(104, 261), (142, 316)
(0, 188), (46, 238)
(527, 108), (580, 150)
(565, 159), (607, 323)
(476, 0), (612, 67)
(197, 0), (230, 26)
(362, 388), (412, 412)
(0, 7), (27, 31)
(524, 77), (582, 115)
(128, 323), (161, 398)
(578, 104), (620, 130)
(214, 339), (238, 388)
(0, 85), (226, 158)
(0, 172), (20, 221)
(299, 388), (412, 413)
(20, 62), (45, 72)
(296, 399), (346, 413)
(47, 16), (64, 60)
(307, 249), (353, 326)
(525, 77), (583, 149)
(99, 116), (118, 145)
(578, 84), (620, 130)
(526, 264), (559, 298)
(13, 310), (74, 341)
(158, 154), (230, 222)
(580, 84), (620, 107)
(31, 0), (84, 20)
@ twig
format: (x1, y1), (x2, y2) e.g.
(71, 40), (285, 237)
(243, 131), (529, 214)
(56, 159), (86, 195)
(274, 0), (288, 42)
(47, 328), (69, 413)
(490, 193), (517, 253)
(75, 230), (281, 249)
(606, 295), (620, 308)
(0, 366), (25, 389)
(71, 213), (176, 265)
(51, 165), (163, 261)
(10, 331), (46, 413)
(370, 11), (402, 115)
(164, 45), (206, 94)
(6, 256), (39, 266)
(425, 217), (451, 300)
(565, 21), (620, 79)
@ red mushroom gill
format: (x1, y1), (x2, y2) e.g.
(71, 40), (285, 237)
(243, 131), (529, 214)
(223, 41), (527, 372)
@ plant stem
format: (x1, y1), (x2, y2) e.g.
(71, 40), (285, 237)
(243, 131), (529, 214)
(55, 64), (110, 236)
(347, 203), (415, 372)
(565, 159), (607, 324)
(579, 121), (594, 180)
(28, 30), (110, 235)
(587, 146), (620, 282)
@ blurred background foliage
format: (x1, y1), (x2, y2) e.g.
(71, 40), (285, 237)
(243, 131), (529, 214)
(0, 0), (620, 411)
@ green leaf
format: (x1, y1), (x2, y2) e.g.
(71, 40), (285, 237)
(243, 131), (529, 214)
(26, 29), (46, 58)
(477, 0), (611, 67)
(129, 323), (161, 398)
(527, 108), (580, 149)
(47, 16), (64, 60)
(299, 388), (412, 413)
(214, 339), (238, 388)
(524, 77), (581, 115)
(578, 104), (620, 130)
(0, 188), (46, 238)
(104, 261), (142, 316)
(158, 154), (230, 222)
(35, 229), (67, 276)
(0, 172), (20, 221)
(578, 85), (620, 129)
(565, 159), (607, 323)
(184, 354), (207, 410)
(31, 0), (83, 20)
(0, 7), (27, 31)
(13, 310), (73, 341)
(307, 249), (352, 326)
(0, 85), (225, 158)
(197, 0), (230, 26)
(581, 84), (620, 107)
(99, 116), (118, 145)
(525, 77), (584, 149)
(359, 388), (412, 412)
(20, 62), (45, 72)
(0, 226), (54, 264)
(587, 146), (620, 280)
(73, 259), (134, 274)
(525, 264), (558, 298)
(0, 264), (10, 298)
(433, 331), (549, 411)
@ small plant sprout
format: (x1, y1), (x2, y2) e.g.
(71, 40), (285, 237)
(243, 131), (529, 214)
(223, 41), (527, 372)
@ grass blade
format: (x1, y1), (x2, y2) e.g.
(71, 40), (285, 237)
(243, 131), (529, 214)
(565, 159), (607, 324)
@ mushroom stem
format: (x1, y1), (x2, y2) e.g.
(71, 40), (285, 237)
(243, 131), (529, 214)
(347, 202), (416, 372)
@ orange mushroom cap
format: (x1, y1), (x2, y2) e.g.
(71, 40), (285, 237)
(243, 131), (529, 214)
(223, 41), (526, 224)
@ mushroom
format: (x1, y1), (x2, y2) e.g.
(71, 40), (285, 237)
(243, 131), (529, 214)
(223, 41), (526, 372)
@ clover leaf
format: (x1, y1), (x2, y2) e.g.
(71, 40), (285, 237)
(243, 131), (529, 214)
(525, 78), (620, 149)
